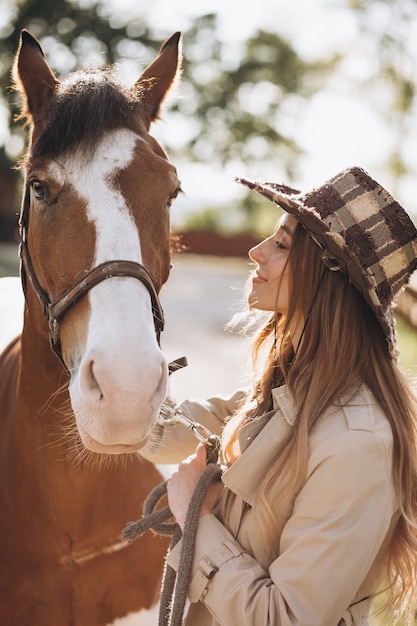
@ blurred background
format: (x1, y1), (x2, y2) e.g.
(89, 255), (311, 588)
(1, 0), (417, 392)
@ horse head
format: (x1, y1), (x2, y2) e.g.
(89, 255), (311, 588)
(13, 30), (182, 454)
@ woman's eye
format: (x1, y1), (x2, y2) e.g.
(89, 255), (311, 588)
(31, 181), (46, 201)
(275, 240), (286, 249)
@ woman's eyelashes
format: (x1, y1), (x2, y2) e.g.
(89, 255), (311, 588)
(275, 235), (287, 249)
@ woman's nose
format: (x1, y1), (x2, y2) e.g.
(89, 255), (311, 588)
(249, 241), (263, 263)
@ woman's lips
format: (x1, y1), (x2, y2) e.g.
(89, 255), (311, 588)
(252, 270), (267, 284)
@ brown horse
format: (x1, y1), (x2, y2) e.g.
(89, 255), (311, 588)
(0, 30), (182, 625)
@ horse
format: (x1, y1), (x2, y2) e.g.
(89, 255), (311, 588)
(0, 29), (182, 626)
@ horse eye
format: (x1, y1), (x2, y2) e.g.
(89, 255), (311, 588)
(167, 187), (182, 208)
(31, 180), (46, 201)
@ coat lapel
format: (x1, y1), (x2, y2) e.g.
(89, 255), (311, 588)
(222, 385), (295, 506)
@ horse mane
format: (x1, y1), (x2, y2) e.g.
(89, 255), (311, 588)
(31, 68), (147, 162)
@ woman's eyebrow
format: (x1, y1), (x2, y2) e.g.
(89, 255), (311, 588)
(278, 222), (295, 237)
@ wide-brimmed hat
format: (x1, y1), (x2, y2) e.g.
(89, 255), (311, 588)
(236, 166), (417, 357)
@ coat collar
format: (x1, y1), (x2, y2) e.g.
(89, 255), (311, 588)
(222, 385), (294, 507)
(222, 383), (375, 507)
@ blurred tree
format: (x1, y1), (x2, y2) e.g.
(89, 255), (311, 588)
(170, 15), (337, 171)
(1, 0), (159, 166)
(0, 0), (160, 239)
(0, 0), (336, 239)
(347, 0), (417, 190)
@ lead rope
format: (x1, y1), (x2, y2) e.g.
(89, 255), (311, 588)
(122, 397), (222, 626)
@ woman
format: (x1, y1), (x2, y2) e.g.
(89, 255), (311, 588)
(146, 166), (417, 625)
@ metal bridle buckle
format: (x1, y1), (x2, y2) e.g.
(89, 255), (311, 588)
(158, 401), (221, 463)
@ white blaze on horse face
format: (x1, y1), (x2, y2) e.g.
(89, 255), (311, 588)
(65, 128), (168, 452)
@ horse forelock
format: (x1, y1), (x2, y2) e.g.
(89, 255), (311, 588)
(32, 68), (146, 161)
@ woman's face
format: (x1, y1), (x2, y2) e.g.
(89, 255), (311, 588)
(248, 213), (298, 313)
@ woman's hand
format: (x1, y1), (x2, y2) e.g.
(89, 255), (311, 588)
(167, 443), (224, 529)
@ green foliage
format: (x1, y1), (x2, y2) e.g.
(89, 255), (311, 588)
(348, 0), (416, 114)
(179, 197), (278, 236)
(0, 1), (339, 233)
(2, 0), (160, 162)
(396, 315), (417, 375)
(3, 4), (337, 173)
(181, 207), (227, 232)
(345, 0), (417, 180)
(172, 14), (338, 174)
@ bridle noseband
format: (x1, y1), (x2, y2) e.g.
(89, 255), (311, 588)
(19, 187), (165, 372)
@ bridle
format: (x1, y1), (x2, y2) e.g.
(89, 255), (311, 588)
(19, 185), (165, 372)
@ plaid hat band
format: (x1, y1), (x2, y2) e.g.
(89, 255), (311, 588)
(236, 166), (417, 357)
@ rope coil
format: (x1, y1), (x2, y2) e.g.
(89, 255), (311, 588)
(123, 389), (222, 625)
(122, 460), (222, 626)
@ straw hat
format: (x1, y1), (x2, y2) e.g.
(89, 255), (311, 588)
(236, 166), (417, 357)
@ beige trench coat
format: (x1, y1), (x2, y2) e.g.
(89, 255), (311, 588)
(145, 384), (398, 626)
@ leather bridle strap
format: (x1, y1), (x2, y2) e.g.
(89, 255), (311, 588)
(20, 240), (165, 370)
(47, 260), (165, 340)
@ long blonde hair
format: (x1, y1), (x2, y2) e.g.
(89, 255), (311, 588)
(221, 222), (417, 618)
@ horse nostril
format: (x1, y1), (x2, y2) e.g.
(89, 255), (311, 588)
(91, 363), (104, 401)
(81, 358), (104, 402)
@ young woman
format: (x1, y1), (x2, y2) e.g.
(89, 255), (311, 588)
(145, 166), (417, 625)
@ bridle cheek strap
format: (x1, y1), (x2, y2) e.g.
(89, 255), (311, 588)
(20, 240), (165, 371)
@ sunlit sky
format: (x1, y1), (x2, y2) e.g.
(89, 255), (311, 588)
(3, 0), (417, 225)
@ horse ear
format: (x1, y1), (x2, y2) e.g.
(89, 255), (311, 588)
(13, 29), (59, 126)
(135, 32), (182, 129)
